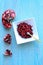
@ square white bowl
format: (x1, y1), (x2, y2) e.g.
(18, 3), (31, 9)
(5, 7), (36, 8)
(12, 18), (39, 44)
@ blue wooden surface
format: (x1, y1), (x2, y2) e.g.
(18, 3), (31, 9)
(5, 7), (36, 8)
(0, 0), (43, 65)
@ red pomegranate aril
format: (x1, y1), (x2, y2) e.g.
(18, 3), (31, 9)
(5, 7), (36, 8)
(4, 49), (12, 56)
(4, 34), (11, 44)
(17, 22), (33, 38)
(11, 12), (15, 19)
(2, 9), (16, 29)
(2, 18), (12, 28)
(6, 23), (12, 28)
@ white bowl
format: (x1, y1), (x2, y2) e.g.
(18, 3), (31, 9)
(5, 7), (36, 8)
(12, 18), (39, 44)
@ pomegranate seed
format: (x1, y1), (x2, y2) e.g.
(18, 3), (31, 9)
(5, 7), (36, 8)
(4, 34), (11, 44)
(4, 49), (12, 56)
(17, 22), (33, 38)
(2, 9), (16, 29)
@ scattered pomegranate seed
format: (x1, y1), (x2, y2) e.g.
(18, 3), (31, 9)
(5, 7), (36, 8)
(17, 22), (33, 38)
(2, 19), (12, 28)
(2, 9), (16, 29)
(4, 49), (12, 56)
(4, 34), (11, 44)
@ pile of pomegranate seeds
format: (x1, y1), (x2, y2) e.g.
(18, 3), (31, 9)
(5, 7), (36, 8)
(2, 9), (16, 29)
(17, 22), (33, 38)
(4, 34), (11, 44)
(4, 49), (12, 56)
